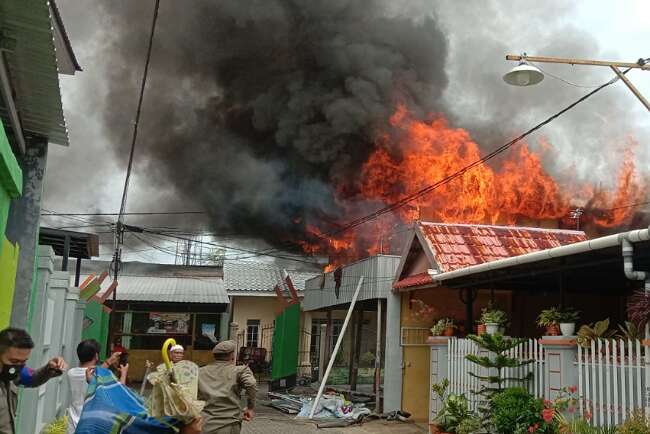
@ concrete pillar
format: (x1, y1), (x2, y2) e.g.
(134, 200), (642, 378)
(16, 246), (54, 434)
(230, 322), (239, 360)
(60, 285), (80, 412)
(541, 336), (578, 400)
(6, 140), (48, 329)
(298, 311), (312, 377)
(383, 291), (403, 412)
(220, 303), (231, 340)
(429, 337), (451, 423)
(74, 298), (87, 352)
(43, 271), (69, 422)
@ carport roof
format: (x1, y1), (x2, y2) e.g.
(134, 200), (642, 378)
(426, 228), (650, 293)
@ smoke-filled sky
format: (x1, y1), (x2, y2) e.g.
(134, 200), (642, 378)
(44, 0), (650, 264)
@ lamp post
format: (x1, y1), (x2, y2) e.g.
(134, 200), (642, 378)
(504, 54), (650, 112)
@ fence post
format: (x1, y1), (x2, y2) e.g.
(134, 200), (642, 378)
(541, 336), (578, 401)
(429, 337), (451, 424)
(644, 337), (650, 419)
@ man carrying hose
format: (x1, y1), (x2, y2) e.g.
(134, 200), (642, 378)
(198, 340), (257, 434)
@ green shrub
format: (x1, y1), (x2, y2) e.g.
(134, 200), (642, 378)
(490, 388), (550, 434)
(359, 351), (375, 367)
(41, 416), (67, 434)
(619, 410), (650, 434)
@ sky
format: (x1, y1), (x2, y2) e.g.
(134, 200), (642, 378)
(43, 0), (650, 264)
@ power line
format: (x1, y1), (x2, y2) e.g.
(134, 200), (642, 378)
(42, 211), (205, 217)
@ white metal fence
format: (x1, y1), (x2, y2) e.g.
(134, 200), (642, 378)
(432, 337), (650, 429)
(577, 338), (648, 428)
(447, 338), (546, 412)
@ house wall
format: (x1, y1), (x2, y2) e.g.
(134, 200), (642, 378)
(231, 296), (281, 348)
(399, 287), (512, 422)
(0, 121), (23, 328)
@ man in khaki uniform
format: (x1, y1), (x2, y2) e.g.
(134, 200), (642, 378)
(198, 341), (257, 434)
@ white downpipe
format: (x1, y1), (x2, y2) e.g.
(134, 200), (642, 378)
(309, 277), (365, 419)
(621, 238), (647, 282)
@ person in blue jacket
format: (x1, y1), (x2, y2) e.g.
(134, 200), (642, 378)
(0, 328), (67, 434)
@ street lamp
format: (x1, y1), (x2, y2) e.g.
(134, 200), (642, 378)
(504, 53), (650, 111)
(503, 58), (544, 86)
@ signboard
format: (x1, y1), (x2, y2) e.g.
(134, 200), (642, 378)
(147, 313), (190, 334)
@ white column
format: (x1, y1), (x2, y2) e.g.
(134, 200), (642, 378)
(383, 291), (403, 412)
(298, 311), (312, 377)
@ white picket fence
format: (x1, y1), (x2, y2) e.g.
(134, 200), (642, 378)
(447, 338), (546, 412)
(440, 337), (649, 428)
(577, 338), (648, 428)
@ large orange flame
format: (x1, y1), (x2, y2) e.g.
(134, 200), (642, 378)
(303, 105), (647, 269)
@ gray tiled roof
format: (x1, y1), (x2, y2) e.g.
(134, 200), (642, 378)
(223, 261), (320, 293)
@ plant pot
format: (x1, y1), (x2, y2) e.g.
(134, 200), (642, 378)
(545, 324), (560, 336)
(560, 322), (576, 336)
(429, 424), (451, 434)
(442, 326), (455, 337)
(476, 323), (486, 335)
(485, 323), (500, 334)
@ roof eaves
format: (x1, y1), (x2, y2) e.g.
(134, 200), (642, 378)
(48, 0), (81, 72)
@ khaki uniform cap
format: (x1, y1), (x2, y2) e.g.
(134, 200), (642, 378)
(212, 340), (236, 354)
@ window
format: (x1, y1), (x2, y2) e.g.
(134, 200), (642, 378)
(194, 314), (220, 350)
(310, 319), (343, 364)
(246, 320), (260, 348)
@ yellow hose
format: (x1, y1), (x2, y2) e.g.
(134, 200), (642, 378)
(162, 338), (176, 370)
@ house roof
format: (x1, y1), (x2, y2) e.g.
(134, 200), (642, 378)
(73, 260), (228, 304)
(0, 0), (74, 147)
(49, 0), (82, 74)
(224, 261), (320, 295)
(393, 222), (587, 290)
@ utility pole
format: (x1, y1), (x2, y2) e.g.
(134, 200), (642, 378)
(506, 54), (650, 111)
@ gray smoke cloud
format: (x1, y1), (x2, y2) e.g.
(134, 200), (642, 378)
(46, 0), (650, 256)
(92, 0), (450, 247)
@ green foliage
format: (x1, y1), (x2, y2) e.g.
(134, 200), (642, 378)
(577, 318), (617, 348)
(555, 414), (618, 434)
(491, 388), (549, 434)
(480, 306), (507, 325)
(359, 351), (375, 367)
(617, 321), (642, 341)
(41, 416), (67, 434)
(558, 307), (580, 323)
(618, 409), (650, 434)
(431, 380), (480, 434)
(537, 307), (562, 327)
(431, 318), (457, 335)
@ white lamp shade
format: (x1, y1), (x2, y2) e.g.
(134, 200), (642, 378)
(503, 63), (544, 86)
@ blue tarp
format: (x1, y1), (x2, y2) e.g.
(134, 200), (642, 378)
(75, 367), (181, 434)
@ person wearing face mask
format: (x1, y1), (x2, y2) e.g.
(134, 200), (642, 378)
(0, 327), (67, 434)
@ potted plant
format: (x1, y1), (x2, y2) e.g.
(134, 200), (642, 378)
(537, 307), (561, 336)
(476, 321), (486, 336)
(557, 308), (580, 336)
(480, 306), (507, 335)
(431, 318), (457, 337)
(430, 380), (481, 434)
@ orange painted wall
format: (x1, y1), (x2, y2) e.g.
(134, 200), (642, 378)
(400, 287), (512, 422)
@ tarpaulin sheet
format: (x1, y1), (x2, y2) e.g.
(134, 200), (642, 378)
(75, 367), (180, 434)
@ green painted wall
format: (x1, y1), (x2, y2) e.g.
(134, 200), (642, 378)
(0, 238), (19, 329)
(271, 303), (301, 380)
(82, 301), (110, 359)
(0, 121), (22, 328)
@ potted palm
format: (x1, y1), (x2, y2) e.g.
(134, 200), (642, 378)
(430, 380), (481, 434)
(480, 306), (507, 335)
(537, 307), (561, 336)
(557, 308), (580, 336)
(431, 318), (457, 337)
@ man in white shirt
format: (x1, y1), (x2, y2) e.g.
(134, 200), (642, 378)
(66, 340), (122, 434)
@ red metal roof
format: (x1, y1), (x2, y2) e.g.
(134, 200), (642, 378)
(394, 222), (587, 289)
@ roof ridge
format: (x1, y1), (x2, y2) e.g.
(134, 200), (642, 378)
(418, 221), (586, 235)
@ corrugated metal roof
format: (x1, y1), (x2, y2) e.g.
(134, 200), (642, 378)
(224, 261), (319, 293)
(419, 222), (587, 273)
(72, 260), (227, 304)
(303, 255), (401, 311)
(97, 275), (229, 304)
(393, 222), (587, 290)
(0, 0), (69, 146)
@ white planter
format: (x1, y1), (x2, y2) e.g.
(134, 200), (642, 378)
(560, 323), (576, 336)
(485, 323), (500, 335)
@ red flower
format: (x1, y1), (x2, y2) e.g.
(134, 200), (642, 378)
(568, 385), (577, 394)
(543, 399), (552, 408)
(568, 405), (576, 414)
(584, 410), (592, 421)
(542, 408), (555, 423)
